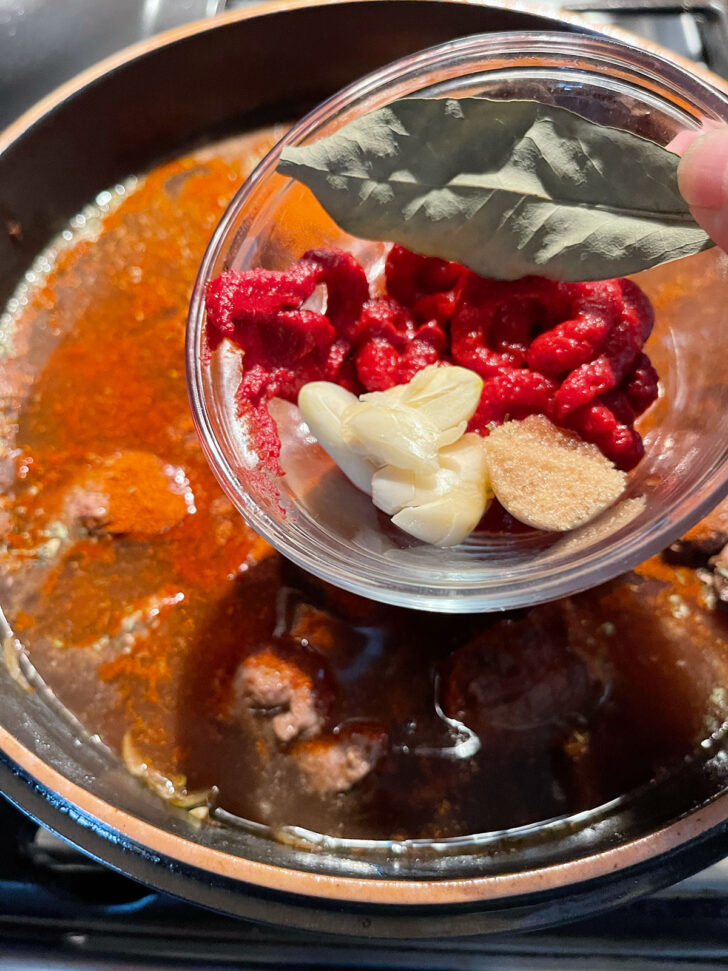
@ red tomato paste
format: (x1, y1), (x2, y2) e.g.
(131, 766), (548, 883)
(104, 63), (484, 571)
(205, 245), (658, 472)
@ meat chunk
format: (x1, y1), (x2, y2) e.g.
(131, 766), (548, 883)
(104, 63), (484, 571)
(664, 526), (728, 567)
(65, 488), (110, 531)
(64, 451), (190, 537)
(708, 544), (728, 606)
(442, 602), (611, 749)
(236, 644), (329, 743)
(0, 506), (15, 542)
(287, 601), (354, 653)
(291, 722), (387, 794)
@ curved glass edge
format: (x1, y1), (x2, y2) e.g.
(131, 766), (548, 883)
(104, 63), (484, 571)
(186, 30), (728, 612)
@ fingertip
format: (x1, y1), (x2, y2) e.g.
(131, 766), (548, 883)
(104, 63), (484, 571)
(667, 130), (701, 156)
(667, 119), (724, 156)
(687, 205), (728, 253)
(678, 127), (728, 210)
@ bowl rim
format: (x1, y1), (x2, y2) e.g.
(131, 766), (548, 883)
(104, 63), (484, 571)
(187, 25), (728, 612)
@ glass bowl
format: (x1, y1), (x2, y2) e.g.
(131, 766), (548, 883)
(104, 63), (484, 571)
(187, 31), (728, 613)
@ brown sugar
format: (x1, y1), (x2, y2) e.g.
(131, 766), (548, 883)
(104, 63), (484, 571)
(485, 415), (626, 532)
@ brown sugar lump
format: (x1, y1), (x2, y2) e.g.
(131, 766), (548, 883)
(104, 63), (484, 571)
(484, 415), (627, 532)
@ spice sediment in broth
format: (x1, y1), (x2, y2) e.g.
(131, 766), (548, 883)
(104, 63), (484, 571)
(2, 128), (728, 841)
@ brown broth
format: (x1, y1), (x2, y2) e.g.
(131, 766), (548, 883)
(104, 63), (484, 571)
(2, 130), (728, 842)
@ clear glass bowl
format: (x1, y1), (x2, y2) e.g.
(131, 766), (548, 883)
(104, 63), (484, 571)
(187, 31), (728, 613)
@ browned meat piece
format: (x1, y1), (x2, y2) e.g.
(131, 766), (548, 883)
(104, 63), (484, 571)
(0, 506), (14, 541)
(441, 602), (612, 749)
(65, 488), (110, 531)
(708, 544), (728, 605)
(291, 722), (387, 794)
(664, 528), (728, 567)
(236, 645), (330, 743)
(63, 451), (190, 537)
(287, 602), (351, 653)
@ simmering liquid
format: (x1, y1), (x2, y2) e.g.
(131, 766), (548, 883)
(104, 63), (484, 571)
(2, 129), (728, 842)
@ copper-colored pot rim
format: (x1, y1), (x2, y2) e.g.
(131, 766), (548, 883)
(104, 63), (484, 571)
(2, 0), (728, 908)
(1, 0), (726, 155)
(3, 723), (728, 904)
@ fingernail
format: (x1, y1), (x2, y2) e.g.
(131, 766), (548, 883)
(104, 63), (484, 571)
(678, 127), (728, 210)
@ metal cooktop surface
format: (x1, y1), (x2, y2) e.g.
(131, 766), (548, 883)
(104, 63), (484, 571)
(0, 798), (727, 969)
(1, 0), (726, 129)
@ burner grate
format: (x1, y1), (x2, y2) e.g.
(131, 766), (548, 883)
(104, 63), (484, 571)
(2, 797), (728, 967)
(215, 0), (728, 79)
(563, 0), (728, 76)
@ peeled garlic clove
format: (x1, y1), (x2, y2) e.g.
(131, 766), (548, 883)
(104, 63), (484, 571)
(342, 400), (441, 475)
(439, 433), (492, 493)
(371, 465), (457, 516)
(399, 364), (483, 430)
(360, 385), (407, 405)
(372, 432), (491, 542)
(392, 483), (486, 547)
(371, 467), (419, 516)
(299, 381), (358, 419)
(298, 382), (378, 494)
(386, 433), (491, 545)
(485, 414), (626, 532)
(436, 420), (467, 449)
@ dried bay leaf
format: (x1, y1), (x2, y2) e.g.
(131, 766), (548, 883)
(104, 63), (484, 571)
(278, 98), (713, 281)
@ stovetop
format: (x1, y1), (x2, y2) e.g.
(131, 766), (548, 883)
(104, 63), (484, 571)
(562, 0), (728, 75)
(2, 791), (728, 968)
(0, 0), (727, 130)
(2, 0), (728, 966)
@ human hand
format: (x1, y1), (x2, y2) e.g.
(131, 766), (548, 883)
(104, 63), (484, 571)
(673, 125), (728, 252)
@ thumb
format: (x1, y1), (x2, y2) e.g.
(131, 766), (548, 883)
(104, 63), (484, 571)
(677, 127), (728, 252)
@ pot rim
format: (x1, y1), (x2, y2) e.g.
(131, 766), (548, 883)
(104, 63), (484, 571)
(1, 0), (725, 154)
(2, 0), (728, 917)
(3, 722), (728, 905)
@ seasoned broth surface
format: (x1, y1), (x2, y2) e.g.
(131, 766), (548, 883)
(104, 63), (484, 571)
(2, 130), (728, 841)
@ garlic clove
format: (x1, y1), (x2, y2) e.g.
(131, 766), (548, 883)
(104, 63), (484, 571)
(371, 466), (418, 516)
(439, 433), (492, 492)
(360, 365), (482, 440)
(298, 382), (378, 494)
(342, 400), (441, 474)
(436, 420), (468, 449)
(392, 482), (486, 547)
(371, 465), (458, 516)
(299, 367), (491, 546)
(399, 364), (483, 431)
(376, 433), (491, 545)
(360, 385), (407, 406)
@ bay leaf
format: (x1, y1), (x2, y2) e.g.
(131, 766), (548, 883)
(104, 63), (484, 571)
(277, 98), (713, 281)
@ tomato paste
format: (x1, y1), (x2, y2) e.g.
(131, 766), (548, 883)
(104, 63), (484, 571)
(205, 245), (658, 472)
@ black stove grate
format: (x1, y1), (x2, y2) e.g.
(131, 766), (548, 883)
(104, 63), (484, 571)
(2, 797), (728, 968)
(215, 0), (728, 77)
(563, 0), (728, 77)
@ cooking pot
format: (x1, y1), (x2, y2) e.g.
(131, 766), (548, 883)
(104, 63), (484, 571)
(2, 0), (728, 938)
